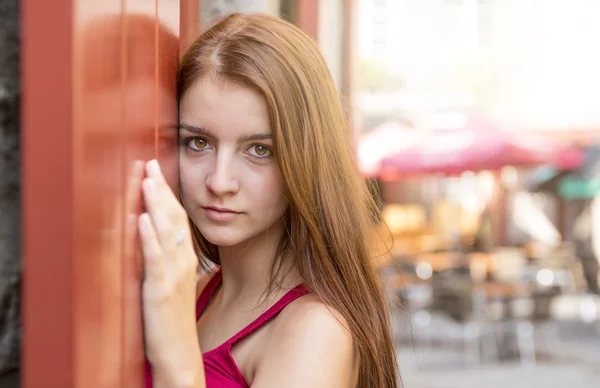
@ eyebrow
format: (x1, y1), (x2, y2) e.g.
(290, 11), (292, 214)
(178, 123), (272, 144)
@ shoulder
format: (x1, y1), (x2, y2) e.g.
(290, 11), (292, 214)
(253, 294), (357, 387)
(272, 294), (352, 342)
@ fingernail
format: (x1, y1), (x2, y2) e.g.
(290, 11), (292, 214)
(143, 178), (155, 193)
(147, 159), (161, 175)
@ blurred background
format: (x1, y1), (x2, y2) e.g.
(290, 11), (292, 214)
(351, 1), (600, 387)
(5, 0), (600, 387)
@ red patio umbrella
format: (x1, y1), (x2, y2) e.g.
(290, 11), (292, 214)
(357, 121), (422, 178)
(378, 118), (582, 180)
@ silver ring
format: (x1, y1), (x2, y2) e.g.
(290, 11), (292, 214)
(174, 229), (186, 245)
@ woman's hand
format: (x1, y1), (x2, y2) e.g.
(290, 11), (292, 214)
(138, 159), (204, 386)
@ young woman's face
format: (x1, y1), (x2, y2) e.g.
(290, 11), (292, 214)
(178, 77), (288, 247)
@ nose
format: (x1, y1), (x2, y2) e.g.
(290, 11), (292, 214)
(205, 153), (240, 196)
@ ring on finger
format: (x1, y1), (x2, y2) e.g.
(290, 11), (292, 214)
(174, 229), (186, 245)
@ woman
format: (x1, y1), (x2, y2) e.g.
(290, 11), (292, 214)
(141, 13), (399, 387)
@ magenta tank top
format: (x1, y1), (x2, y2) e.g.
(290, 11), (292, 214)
(145, 271), (310, 387)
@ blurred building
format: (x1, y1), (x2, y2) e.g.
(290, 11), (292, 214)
(357, 0), (600, 144)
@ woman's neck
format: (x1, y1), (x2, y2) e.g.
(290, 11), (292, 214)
(216, 221), (300, 306)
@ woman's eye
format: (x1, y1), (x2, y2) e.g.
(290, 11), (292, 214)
(185, 137), (209, 151)
(248, 144), (273, 158)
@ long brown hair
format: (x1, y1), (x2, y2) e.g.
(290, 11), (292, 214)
(178, 13), (399, 387)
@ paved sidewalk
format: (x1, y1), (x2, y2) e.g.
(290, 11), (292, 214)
(396, 321), (600, 388)
(397, 346), (599, 388)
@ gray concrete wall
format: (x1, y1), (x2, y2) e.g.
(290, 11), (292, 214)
(0, 0), (21, 379)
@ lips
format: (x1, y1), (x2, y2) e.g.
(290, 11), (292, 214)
(202, 206), (241, 222)
(204, 206), (239, 213)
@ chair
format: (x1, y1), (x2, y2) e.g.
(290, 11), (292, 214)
(429, 270), (500, 366)
(502, 285), (563, 365)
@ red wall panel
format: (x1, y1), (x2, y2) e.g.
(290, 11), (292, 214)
(23, 0), (185, 387)
(22, 0), (76, 386)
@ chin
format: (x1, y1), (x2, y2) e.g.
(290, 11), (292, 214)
(198, 226), (249, 247)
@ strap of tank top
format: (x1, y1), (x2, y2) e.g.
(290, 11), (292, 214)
(225, 283), (311, 348)
(195, 270), (223, 319)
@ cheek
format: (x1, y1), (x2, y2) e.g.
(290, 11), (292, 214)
(179, 159), (207, 198)
(245, 169), (287, 210)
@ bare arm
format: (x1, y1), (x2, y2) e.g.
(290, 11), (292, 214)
(152, 353), (205, 388)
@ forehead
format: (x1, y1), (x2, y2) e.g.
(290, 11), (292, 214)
(179, 77), (271, 136)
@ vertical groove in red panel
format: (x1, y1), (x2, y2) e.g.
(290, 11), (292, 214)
(155, 0), (160, 159)
(119, 1), (128, 387)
